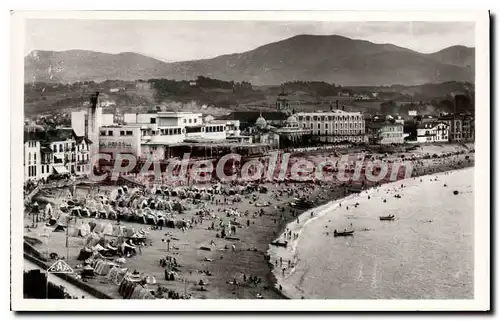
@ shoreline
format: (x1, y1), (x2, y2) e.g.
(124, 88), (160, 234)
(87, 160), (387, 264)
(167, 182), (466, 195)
(24, 144), (474, 300)
(267, 164), (475, 299)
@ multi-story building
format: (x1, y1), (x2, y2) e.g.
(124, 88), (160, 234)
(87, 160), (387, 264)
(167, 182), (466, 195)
(416, 122), (449, 143)
(294, 110), (366, 144)
(85, 111), (241, 160)
(24, 128), (93, 182)
(437, 114), (475, 142)
(366, 121), (404, 145)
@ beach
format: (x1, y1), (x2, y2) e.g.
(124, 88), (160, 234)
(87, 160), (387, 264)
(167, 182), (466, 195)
(269, 167), (474, 299)
(23, 143), (475, 299)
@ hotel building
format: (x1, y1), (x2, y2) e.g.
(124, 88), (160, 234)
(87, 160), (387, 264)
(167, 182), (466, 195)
(294, 110), (367, 144)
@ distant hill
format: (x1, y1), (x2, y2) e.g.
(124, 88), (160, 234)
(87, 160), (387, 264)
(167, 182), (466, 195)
(25, 35), (475, 86)
(24, 50), (169, 84)
(427, 45), (475, 69)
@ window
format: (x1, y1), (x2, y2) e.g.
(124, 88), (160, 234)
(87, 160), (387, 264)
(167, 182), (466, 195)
(325, 123), (328, 129)
(189, 119), (192, 124)
(183, 119), (187, 123)
(100, 131), (106, 136)
(120, 131), (125, 136)
(41, 166), (44, 174)
(34, 153), (36, 162)
(126, 131), (133, 136)
(194, 119), (197, 123)
(150, 118), (156, 124)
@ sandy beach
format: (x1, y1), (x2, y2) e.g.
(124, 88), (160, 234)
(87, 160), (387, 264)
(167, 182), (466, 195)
(23, 143), (475, 299)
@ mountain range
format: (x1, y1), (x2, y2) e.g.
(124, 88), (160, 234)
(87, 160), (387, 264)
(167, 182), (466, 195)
(24, 34), (475, 86)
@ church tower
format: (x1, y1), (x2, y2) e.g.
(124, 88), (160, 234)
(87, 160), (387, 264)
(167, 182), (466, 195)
(276, 89), (291, 113)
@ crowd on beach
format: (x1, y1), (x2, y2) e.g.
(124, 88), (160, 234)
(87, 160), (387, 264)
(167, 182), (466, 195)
(24, 143), (474, 299)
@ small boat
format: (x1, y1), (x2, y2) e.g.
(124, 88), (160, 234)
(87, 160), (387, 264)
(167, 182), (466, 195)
(379, 214), (395, 221)
(271, 240), (288, 248)
(333, 230), (354, 237)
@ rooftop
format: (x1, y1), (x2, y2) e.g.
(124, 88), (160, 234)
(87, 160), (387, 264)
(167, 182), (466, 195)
(366, 121), (403, 129)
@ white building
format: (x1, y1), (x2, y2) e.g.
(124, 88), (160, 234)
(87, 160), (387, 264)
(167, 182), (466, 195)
(416, 122), (449, 143)
(366, 121), (404, 145)
(24, 128), (93, 182)
(295, 110), (366, 144)
(89, 112), (239, 160)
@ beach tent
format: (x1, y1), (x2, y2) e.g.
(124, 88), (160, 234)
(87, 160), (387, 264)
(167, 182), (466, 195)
(94, 260), (117, 276)
(78, 222), (91, 237)
(53, 224), (66, 232)
(85, 232), (102, 247)
(80, 208), (90, 217)
(111, 225), (126, 237)
(71, 206), (82, 217)
(106, 266), (128, 285)
(92, 244), (106, 252)
(102, 222), (113, 236)
(123, 227), (136, 238)
(44, 203), (53, 217)
(76, 247), (93, 261)
(93, 222), (104, 233)
(120, 241), (137, 257)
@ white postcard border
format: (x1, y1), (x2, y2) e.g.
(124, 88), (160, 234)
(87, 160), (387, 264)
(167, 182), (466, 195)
(10, 10), (490, 311)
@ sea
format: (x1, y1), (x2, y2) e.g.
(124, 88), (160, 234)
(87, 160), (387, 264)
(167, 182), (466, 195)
(268, 167), (474, 299)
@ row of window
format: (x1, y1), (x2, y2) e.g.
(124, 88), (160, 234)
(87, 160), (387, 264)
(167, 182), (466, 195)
(322, 136), (365, 142)
(101, 130), (133, 137)
(77, 154), (89, 162)
(41, 164), (50, 174)
(28, 165), (37, 177)
(183, 118), (199, 124)
(206, 126), (225, 133)
(298, 115), (363, 122)
(27, 141), (37, 148)
(52, 142), (76, 153)
(27, 152), (37, 163)
(157, 128), (182, 136)
(304, 122), (363, 129)
(381, 133), (403, 138)
(315, 130), (364, 136)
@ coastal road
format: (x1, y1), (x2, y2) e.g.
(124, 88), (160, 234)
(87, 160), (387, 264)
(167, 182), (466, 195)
(24, 259), (97, 299)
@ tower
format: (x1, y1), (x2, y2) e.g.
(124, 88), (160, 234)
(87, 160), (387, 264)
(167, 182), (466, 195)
(87, 92), (102, 161)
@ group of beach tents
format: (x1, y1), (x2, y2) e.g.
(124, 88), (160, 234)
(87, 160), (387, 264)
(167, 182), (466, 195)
(76, 222), (148, 260)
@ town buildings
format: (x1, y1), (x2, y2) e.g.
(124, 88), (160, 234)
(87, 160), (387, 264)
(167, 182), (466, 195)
(438, 114), (475, 142)
(24, 128), (92, 182)
(295, 110), (366, 144)
(416, 122), (450, 143)
(366, 121), (405, 145)
(275, 114), (313, 148)
(72, 93), (247, 161)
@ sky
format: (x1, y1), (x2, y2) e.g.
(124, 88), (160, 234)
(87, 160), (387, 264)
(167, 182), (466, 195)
(25, 20), (475, 62)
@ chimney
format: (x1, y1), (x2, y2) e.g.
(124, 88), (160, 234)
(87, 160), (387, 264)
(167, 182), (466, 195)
(342, 105), (345, 111)
(90, 92), (100, 109)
